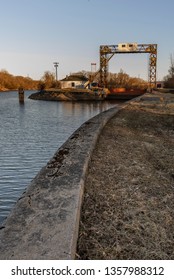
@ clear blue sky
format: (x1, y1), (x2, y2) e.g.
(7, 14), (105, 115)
(0, 0), (174, 81)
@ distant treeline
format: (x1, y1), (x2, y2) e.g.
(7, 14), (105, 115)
(77, 69), (148, 90)
(0, 70), (39, 91)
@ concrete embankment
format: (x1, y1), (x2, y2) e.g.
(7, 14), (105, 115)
(0, 104), (124, 259)
(0, 90), (173, 260)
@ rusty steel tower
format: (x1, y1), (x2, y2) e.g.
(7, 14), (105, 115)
(99, 43), (157, 91)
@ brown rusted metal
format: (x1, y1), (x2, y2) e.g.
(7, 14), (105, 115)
(99, 43), (157, 90)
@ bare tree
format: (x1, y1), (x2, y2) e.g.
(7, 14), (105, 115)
(163, 54), (174, 88)
(168, 54), (174, 77)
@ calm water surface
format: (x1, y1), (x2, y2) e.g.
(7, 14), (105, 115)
(0, 91), (121, 224)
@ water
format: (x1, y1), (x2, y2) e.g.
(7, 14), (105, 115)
(0, 91), (121, 224)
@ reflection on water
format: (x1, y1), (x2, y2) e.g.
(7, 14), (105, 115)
(0, 91), (121, 224)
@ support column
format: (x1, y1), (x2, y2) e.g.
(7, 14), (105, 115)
(149, 45), (157, 91)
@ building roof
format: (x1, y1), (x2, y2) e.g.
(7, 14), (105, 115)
(61, 74), (88, 82)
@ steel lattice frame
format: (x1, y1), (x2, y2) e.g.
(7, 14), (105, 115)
(99, 44), (157, 90)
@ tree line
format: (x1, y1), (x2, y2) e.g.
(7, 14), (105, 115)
(163, 54), (174, 88)
(74, 69), (148, 90)
(0, 70), (39, 91)
(105, 70), (148, 89)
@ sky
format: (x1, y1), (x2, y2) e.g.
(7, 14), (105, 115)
(0, 0), (174, 81)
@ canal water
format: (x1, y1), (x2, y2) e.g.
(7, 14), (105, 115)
(0, 91), (121, 225)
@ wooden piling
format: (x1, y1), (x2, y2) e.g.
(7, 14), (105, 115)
(18, 87), (24, 103)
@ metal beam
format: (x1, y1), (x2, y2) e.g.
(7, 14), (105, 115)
(99, 43), (157, 90)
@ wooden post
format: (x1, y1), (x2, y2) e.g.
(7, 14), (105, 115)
(18, 87), (24, 103)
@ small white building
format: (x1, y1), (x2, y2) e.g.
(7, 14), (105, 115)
(60, 74), (88, 89)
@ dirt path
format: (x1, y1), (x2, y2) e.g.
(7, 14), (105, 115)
(76, 100), (174, 259)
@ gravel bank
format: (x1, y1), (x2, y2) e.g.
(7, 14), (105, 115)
(76, 92), (174, 260)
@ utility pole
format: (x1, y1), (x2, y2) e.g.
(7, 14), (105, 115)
(91, 62), (96, 72)
(53, 62), (59, 86)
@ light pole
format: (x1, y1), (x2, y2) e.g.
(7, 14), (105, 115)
(53, 62), (59, 86)
(91, 62), (96, 72)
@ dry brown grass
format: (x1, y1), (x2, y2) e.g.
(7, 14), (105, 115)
(76, 106), (174, 259)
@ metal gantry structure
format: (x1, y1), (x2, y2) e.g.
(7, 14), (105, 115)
(99, 43), (157, 90)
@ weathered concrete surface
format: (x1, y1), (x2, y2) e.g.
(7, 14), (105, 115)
(0, 105), (123, 260)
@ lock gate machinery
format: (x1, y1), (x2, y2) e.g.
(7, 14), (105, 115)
(99, 43), (157, 91)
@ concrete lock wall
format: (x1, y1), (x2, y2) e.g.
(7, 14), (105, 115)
(0, 105), (125, 260)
